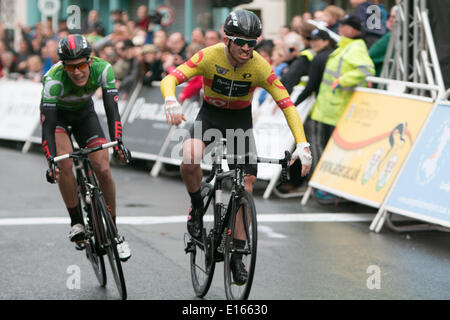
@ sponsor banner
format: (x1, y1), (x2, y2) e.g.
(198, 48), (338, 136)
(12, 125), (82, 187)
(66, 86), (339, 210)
(384, 102), (450, 227)
(309, 89), (434, 207)
(0, 80), (42, 141)
(123, 84), (189, 160)
(253, 86), (314, 180)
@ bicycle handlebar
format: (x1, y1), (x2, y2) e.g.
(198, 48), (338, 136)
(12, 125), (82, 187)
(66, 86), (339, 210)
(53, 140), (118, 163)
(206, 151), (291, 184)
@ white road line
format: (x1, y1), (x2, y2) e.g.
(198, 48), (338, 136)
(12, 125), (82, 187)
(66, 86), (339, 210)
(0, 213), (375, 226)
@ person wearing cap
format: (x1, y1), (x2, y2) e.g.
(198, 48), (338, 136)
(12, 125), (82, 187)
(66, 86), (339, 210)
(309, 15), (375, 204)
(141, 44), (164, 86)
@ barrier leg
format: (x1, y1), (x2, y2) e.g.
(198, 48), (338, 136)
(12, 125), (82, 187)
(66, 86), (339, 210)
(150, 126), (176, 177)
(263, 167), (282, 199)
(300, 186), (313, 206)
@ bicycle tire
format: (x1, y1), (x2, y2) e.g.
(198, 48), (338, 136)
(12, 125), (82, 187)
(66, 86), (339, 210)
(224, 190), (257, 300)
(93, 190), (127, 300)
(76, 165), (107, 287)
(190, 182), (216, 297)
(83, 198), (107, 287)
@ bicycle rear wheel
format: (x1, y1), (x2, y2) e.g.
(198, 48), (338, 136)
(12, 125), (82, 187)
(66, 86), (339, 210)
(224, 191), (257, 300)
(190, 182), (216, 297)
(93, 190), (127, 300)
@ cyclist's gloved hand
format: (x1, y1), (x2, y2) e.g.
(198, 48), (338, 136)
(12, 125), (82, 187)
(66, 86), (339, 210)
(292, 142), (312, 177)
(113, 138), (131, 164)
(46, 157), (59, 184)
(164, 97), (186, 126)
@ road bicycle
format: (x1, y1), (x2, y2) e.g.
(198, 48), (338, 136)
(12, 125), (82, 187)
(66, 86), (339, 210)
(184, 139), (291, 300)
(51, 136), (130, 300)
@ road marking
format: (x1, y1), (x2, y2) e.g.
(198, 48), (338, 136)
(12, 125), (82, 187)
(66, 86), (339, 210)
(258, 225), (287, 239)
(0, 213), (375, 226)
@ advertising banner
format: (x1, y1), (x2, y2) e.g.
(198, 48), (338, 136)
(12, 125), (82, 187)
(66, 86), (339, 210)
(122, 84), (188, 160)
(384, 102), (450, 228)
(309, 89), (434, 207)
(0, 80), (42, 141)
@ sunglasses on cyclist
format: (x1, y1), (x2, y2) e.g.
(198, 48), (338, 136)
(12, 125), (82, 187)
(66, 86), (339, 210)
(226, 35), (258, 48)
(63, 59), (90, 72)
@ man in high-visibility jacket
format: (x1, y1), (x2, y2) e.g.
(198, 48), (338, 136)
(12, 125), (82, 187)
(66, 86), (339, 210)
(310, 15), (375, 203)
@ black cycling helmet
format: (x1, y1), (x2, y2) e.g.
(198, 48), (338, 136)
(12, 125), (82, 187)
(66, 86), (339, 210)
(58, 34), (92, 61)
(224, 9), (262, 39)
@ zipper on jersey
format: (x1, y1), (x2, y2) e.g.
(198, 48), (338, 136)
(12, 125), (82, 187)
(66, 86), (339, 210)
(227, 66), (237, 109)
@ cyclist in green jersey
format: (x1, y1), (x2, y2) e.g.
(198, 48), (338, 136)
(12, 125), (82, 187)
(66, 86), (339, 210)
(41, 34), (131, 261)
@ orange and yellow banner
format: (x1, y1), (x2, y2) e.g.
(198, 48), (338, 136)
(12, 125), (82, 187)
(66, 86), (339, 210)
(309, 90), (434, 207)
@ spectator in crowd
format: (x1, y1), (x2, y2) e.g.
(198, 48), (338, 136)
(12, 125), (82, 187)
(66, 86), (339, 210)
(167, 32), (188, 65)
(24, 55), (43, 82)
(141, 44), (164, 86)
(323, 5), (346, 34)
(283, 31), (304, 67)
(117, 39), (140, 99)
(153, 29), (169, 52)
(98, 44), (117, 65)
(177, 43), (204, 103)
(41, 39), (59, 75)
(85, 10), (105, 36)
(350, 0), (387, 48)
(16, 39), (32, 75)
(290, 15), (303, 34)
(255, 41), (273, 63)
(281, 23), (315, 94)
(303, 12), (313, 22)
(369, 5), (397, 77)
(258, 45), (288, 106)
(190, 27), (205, 46)
(313, 10), (326, 22)
(278, 25), (291, 39)
(113, 40), (130, 82)
(309, 15), (375, 203)
(0, 51), (16, 76)
(136, 5), (150, 30)
(111, 9), (124, 24)
(204, 29), (221, 47)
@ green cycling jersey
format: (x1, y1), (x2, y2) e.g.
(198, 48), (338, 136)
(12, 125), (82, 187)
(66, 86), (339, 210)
(41, 56), (116, 111)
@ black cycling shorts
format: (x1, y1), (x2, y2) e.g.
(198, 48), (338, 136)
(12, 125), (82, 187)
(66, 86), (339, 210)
(55, 100), (107, 148)
(186, 101), (258, 177)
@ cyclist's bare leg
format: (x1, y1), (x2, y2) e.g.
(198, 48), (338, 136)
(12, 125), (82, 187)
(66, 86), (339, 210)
(55, 132), (78, 208)
(180, 138), (205, 193)
(89, 149), (117, 221)
(234, 174), (256, 241)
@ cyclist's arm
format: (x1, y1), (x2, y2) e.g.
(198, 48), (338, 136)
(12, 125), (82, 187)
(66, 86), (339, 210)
(160, 50), (204, 100)
(40, 100), (57, 160)
(261, 70), (307, 144)
(101, 64), (123, 141)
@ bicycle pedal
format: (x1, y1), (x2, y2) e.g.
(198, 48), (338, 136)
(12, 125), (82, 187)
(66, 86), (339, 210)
(75, 241), (86, 251)
(184, 241), (196, 254)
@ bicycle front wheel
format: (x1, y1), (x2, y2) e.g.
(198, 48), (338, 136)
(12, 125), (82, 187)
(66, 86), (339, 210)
(190, 182), (216, 297)
(84, 210), (107, 287)
(93, 191), (127, 300)
(224, 191), (257, 300)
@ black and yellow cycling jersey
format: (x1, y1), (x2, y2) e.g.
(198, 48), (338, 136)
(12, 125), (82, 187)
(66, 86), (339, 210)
(160, 43), (307, 144)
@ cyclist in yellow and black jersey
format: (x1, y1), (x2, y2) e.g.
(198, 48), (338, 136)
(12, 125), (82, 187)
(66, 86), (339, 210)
(160, 9), (312, 285)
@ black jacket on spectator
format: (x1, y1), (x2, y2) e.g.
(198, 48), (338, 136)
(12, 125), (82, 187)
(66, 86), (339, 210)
(142, 60), (164, 86)
(294, 47), (334, 105)
(280, 53), (311, 95)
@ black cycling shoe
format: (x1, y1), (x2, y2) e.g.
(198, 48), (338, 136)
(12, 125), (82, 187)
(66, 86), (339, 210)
(187, 206), (203, 240)
(230, 254), (248, 285)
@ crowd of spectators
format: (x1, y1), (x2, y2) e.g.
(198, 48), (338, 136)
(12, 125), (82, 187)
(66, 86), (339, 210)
(0, 1), (394, 200)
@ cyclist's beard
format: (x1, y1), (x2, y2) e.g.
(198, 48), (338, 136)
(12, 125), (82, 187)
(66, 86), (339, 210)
(227, 43), (253, 67)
